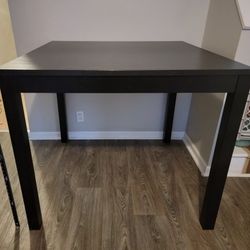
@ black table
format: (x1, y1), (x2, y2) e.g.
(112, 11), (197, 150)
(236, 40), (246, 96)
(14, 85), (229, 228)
(0, 41), (249, 230)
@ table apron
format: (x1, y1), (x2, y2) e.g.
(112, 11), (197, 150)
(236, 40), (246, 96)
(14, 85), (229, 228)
(2, 75), (237, 93)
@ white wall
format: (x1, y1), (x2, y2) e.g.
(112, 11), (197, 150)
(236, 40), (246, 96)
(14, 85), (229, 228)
(202, 0), (242, 59)
(8, 0), (210, 136)
(0, 0), (17, 130)
(185, 0), (243, 174)
(235, 31), (250, 64)
(236, 0), (250, 29)
(0, 0), (16, 65)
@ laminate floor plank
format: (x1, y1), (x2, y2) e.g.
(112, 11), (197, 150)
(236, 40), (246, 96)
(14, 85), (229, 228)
(128, 142), (165, 216)
(136, 214), (186, 250)
(102, 141), (137, 250)
(0, 133), (250, 249)
(65, 188), (103, 250)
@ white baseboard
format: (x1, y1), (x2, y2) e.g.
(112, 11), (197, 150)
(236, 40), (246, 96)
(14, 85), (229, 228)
(183, 133), (250, 177)
(28, 131), (61, 140)
(0, 129), (9, 133)
(183, 133), (210, 176)
(28, 130), (185, 141)
(199, 166), (250, 177)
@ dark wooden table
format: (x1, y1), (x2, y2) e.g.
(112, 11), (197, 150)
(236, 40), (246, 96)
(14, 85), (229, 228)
(0, 41), (249, 230)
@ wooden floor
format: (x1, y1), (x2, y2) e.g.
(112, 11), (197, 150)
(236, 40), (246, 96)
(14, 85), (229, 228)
(0, 133), (250, 250)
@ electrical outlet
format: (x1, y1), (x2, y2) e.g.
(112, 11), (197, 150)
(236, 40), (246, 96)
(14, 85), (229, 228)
(76, 111), (84, 122)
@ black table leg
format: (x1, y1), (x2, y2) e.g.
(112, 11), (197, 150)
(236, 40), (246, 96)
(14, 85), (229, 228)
(163, 93), (177, 143)
(200, 76), (249, 229)
(57, 93), (68, 143)
(1, 87), (42, 230)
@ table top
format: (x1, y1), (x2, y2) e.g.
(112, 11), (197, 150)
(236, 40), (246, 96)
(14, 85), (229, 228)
(0, 41), (250, 76)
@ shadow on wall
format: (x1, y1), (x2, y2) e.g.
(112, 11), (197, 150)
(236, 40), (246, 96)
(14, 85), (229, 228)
(187, 92), (225, 167)
(25, 93), (60, 133)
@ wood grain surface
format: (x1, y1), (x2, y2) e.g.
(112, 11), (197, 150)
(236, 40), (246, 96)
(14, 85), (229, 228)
(1, 41), (249, 75)
(0, 133), (250, 249)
